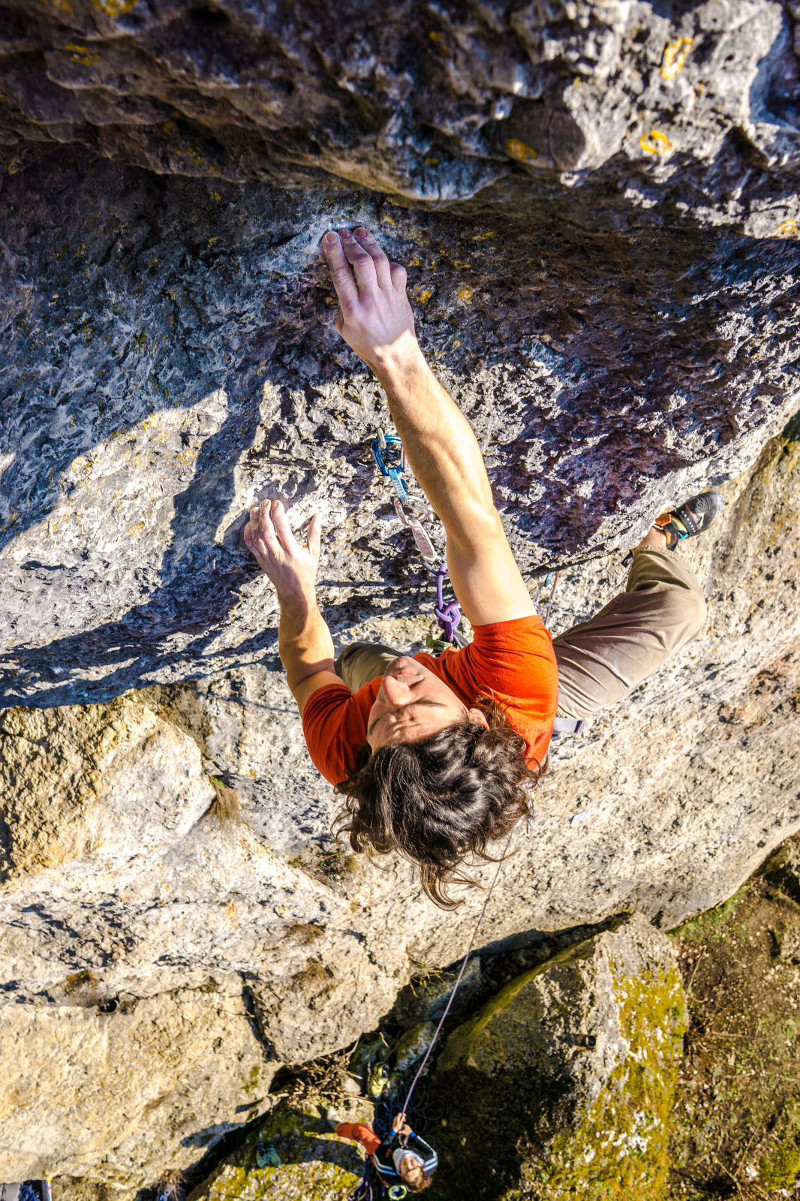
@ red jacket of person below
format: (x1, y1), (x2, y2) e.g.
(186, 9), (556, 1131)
(303, 615), (558, 785)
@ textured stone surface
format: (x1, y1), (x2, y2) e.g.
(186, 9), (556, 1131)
(188, 1101), (366, 1201)
(0, 1), (799, 1188)
(433, 913), (686, 1200)
(0, 695), (214, 880)
(0, 0), (797, 209)
(0, 424), (796, 1186)
(0, 985), (274, 1188)
(0, 0), (798, 703)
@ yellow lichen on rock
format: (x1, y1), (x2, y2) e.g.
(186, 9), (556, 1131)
(660, 38), (694, 81)
(640, 130), (674, 156)
(518, 968), (686, 1199)
(64, 44), (100, 66)
(507, 139), (538, 163)
(90, 0), (138, 15)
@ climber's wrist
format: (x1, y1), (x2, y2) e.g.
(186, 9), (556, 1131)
(371, 335), (429, 391)
(275, 578), (317, 612)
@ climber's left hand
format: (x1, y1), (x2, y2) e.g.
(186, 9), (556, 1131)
(244, 499), (322, 603)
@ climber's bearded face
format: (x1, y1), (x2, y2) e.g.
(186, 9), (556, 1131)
(366, 657), (488, 752)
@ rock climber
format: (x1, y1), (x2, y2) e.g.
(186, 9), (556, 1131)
(336, 1111), (437, 1194)
(243, 227), (723, 906)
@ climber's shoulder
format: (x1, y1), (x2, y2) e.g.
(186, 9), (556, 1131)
(292, 669), (344, 716)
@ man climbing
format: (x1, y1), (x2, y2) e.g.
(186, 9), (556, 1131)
(244, 227), (722, 906)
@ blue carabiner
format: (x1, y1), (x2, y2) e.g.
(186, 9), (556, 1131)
(371, 433), (409, 501)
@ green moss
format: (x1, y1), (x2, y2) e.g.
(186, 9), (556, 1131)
(438, 939), (592, 1073)
(669, 892), (741, 945)
(763, 844), (800, 906)
(192, 1101), (363, 1201)
(243, 1064), (265, 1097)
(516, 967), (686, 1200)
(434, 946), (686, 1201)
(202, 1161), (361, 1201)
(758, 1100), (800, 1189)
(63, 969), (98, 993)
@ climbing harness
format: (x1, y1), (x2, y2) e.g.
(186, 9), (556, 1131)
(371, 430), (467, 650)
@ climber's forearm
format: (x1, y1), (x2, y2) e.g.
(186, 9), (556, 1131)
(376, 348), (497, 545)
(278, 589), (335, 691)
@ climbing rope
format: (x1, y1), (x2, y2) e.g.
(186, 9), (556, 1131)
(401, 821), (517, 1114)
(347, 822), (518, 1200)
(531, 568), (561, 626)
(371, 430), (468, 649)
(364, 433), (570, 1128)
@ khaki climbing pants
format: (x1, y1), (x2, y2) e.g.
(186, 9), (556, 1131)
(335, 547), (707, 721)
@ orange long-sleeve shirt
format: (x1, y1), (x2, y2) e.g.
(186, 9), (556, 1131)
(337, 1122), (381, 1155)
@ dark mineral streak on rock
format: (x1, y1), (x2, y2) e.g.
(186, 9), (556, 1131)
(0, 1), (798, 704)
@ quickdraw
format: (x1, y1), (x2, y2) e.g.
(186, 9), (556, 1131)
(371, 429), (467, 649)
(371, 431), (410, 503)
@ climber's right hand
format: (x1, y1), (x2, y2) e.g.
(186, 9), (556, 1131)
(322, 228), (424, 381)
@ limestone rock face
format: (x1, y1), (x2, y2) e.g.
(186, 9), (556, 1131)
(0, 986), (274, 1188)
(433, 914), (687, 1200)
(0, 0), (798, 1189)
(0, 0), (798, 702)
(0, 423), (796, 1187)
(0, 696), (214, 881)
(0, 0), (797, 209)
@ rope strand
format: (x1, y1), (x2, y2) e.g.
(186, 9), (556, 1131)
(401, 823), (516, 1113)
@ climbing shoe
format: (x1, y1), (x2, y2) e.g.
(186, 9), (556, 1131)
(652, 490), (725, 549)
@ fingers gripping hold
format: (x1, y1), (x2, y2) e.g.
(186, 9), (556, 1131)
(321, 226), (418, 372)
(353, 227), (392, 289)
(270, 498), (299, 553)
(340, 228), (378, 292)
(389, 261), (408, 291)
(244, 498), (324, 599)
(322, 232), (358, 312)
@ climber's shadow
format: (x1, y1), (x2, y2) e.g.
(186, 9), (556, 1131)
(2, 136), (797, 707)
(0, 370), (302, 705)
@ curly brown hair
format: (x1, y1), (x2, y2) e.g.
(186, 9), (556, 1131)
(335, 699), (540, 908)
